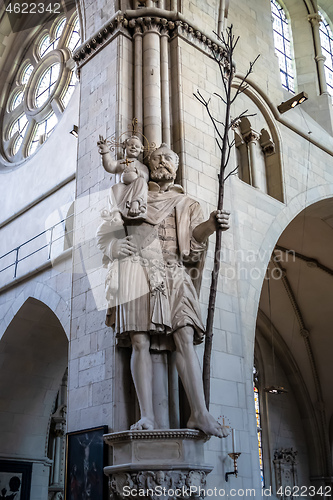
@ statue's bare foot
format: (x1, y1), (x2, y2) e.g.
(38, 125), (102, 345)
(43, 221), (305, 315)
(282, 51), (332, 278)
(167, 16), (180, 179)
(128, 201), (140, 217)
(187, 412), (226, 438)
(130, 417), (154, 431)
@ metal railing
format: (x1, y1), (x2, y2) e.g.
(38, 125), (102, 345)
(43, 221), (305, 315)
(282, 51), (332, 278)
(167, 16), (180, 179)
(0, 214), (74, 281)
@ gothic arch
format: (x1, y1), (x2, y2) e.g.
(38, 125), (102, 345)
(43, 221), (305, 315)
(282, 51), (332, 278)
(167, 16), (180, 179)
(250, 190), (333, 485)
(0, 297), (68, 462)
(232, 77), (285, 201)
(0, 281), (70, 340)
(244, 185), (333, 329)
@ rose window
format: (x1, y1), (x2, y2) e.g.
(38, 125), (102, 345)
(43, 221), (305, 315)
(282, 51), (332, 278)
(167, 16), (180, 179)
(1, 12), (81, 164)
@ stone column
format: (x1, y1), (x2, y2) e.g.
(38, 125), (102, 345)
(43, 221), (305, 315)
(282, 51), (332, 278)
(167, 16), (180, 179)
(160, 22), (171, 146)
(308, 13), (328, 95)
(133, 23), (143, 128)
(142, 19), (162, 147)
(52, 426), (63, 485)
(244, 129), (261, 189)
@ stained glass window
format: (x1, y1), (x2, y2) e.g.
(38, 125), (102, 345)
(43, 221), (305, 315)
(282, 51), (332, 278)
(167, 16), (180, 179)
(61, 70), (77, 108)
(319, 11), (333, 97)
(3, 13), (80, 162)
(21, 64), (33, 85)
(254, 367), (265, 487)
(35, 63), (60, 107)
(271, 0), (295, 92)
(10, 114), (29, 155)
(11, 91), (24, 110)
(68, 17), (80, 52)
(28, 113), (58, 155)
(39, 18), (66, 58)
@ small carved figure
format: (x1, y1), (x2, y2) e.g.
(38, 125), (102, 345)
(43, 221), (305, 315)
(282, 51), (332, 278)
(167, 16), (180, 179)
(97, 135), (149, 219)
(97, 144), (230, 437)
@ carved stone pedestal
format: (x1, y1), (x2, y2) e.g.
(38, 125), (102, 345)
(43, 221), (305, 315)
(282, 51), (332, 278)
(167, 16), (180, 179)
(104, 429), (213, 499)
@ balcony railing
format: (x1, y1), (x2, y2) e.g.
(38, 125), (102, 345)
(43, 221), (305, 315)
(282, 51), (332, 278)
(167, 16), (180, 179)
(0, 214), (74, 286)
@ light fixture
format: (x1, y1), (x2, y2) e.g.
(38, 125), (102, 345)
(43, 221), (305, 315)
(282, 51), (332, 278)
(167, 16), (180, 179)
(264, 385), (288, 394)
(225, 429), (242, 481)
(70, 125), (79, 138)
(263, 265), (289, 397)
(277, 91), (308, 114)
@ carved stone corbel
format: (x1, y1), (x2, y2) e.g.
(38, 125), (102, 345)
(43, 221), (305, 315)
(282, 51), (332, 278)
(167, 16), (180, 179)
(260, 129), (275, 156)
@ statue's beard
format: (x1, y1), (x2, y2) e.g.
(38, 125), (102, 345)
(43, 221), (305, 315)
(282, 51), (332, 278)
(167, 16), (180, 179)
(150, 167), (176, 181)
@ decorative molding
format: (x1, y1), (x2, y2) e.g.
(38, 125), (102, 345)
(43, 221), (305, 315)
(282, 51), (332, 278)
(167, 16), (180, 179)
(104, 429), (209, 444)
(73, 12), (227, 68)
(109, 469), (208, 500)
(274, 448), (297, 463)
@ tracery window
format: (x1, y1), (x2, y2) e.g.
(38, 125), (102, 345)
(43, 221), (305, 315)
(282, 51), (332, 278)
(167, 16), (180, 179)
(271, 0), (295, 93)
(254, 367), (265, 487)
(1, 12), (80, 164)
(319, 10), (333, 97)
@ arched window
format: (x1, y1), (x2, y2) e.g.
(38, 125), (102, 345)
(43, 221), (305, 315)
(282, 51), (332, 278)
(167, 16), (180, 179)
(254, 366), (265, 487)
(2, 11), (80, 164)
(271, 0), (295, 92)
(319, 10), (333, 97)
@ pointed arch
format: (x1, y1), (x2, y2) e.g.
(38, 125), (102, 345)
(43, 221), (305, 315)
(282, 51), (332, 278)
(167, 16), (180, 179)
(0, 281), (70, 340)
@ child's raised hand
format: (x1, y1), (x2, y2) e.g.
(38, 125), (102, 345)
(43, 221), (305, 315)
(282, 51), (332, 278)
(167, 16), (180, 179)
(97, 135), (110, 154)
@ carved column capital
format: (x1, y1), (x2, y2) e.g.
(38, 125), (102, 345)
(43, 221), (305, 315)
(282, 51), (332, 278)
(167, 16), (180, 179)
(142, 17), (162, 34)
(315, 54), (326, 63)
(132, 22), (144, 36)
(307, 13), (322, 26)
(160, 19), (170, 37)
(243, 129), (260, 144)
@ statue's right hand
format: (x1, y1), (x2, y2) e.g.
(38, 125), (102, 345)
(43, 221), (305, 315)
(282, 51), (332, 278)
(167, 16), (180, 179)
(111, 236), (138, 259)
(97, 135), (110, 154)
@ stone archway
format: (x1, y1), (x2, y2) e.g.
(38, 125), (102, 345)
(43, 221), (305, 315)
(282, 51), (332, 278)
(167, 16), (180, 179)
(0, 297), (68, 500)
(253, 195), (333, 491)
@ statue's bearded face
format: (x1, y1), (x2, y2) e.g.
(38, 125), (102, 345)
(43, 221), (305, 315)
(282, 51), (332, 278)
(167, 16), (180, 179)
(149, 146), (178, 181)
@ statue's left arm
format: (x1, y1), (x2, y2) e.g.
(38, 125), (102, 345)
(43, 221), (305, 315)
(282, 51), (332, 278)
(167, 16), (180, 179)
(192, 209), (230, 244)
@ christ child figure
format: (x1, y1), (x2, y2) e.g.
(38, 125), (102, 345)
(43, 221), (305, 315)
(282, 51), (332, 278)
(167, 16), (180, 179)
(97, 134), (149, 219)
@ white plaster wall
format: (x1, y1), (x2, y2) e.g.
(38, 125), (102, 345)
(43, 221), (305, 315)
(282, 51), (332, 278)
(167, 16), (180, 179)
(1, 87), (79, 224)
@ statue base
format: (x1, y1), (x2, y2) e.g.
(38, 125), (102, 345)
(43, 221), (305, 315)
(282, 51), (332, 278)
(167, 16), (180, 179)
(104, 429), (213, 499)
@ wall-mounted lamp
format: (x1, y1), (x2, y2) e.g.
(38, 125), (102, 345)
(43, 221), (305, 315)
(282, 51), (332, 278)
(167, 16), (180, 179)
(277, 91), (308, 114)
(70, 125), (79, 138)
(225, 429), (241, 481)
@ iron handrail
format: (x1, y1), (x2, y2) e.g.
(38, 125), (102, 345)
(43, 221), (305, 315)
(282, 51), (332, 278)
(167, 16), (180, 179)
(0, 213), (74, 279)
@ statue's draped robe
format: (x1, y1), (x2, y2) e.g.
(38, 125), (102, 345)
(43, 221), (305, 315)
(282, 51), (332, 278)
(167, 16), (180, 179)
(97, 182), (207, 351)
